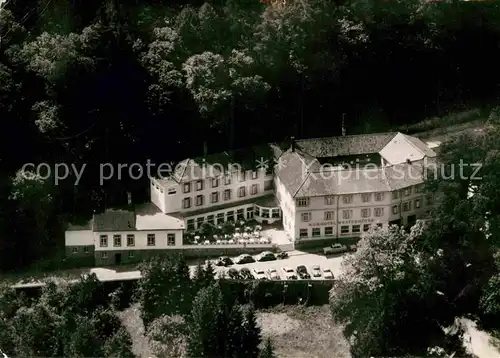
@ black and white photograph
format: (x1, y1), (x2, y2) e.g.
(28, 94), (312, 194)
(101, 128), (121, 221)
(0, 0), (499, 357)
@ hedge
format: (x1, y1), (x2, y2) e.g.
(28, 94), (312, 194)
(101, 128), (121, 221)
(14, 277), (333, 309)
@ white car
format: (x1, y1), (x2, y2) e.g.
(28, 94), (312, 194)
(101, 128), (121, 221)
(323, 268), (334, 279)
(252, 268), (267, 280)
(312, 265), (322, 277)
(267, 268), (280, 280)
(281, 267), (297, 280)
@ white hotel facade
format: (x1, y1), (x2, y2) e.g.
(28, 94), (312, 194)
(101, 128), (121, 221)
(150, 131), (437, 241)
(272, 132), (436, 242)
(65, 131), (438, 263)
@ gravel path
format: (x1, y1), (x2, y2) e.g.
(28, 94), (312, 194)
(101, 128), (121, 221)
(257, 312), (301, 336)
(117, 304), (152, 358)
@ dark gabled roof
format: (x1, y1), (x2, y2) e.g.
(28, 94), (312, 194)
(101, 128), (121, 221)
(169, 145), (274, 183)
(93, 209), (136, 232)
(67, 219), (93, 231)
(295, 133), (397, 157)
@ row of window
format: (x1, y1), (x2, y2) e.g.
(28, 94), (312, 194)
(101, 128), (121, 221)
(71, 247), (90, 254)
(182, 171), (259, 194)
(186, 205), (281, 230)
(182, 185), (259, 209)
(299, 223), (383, 238)
(296, 185), (424, 207)
(100, 251), (135, 259)
(187, 208), (252, 230)
(99, 233), (176, 247)
(395, 199), (421, 214)
(301, 207), (385, 222)
(299, 198), (423, 222)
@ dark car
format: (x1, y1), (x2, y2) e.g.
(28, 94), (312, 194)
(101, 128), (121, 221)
(276, 251), (289, 259)
(256, 251), (277, 262)
(235, 254), (255, 264)
(216, 256), (233, 267)
(240, 267), (254, 280)
(227, 268), (240, 279)
(296, 265), (310, 279)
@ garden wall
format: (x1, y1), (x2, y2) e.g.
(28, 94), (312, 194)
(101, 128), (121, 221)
(94, 243), (277, 266)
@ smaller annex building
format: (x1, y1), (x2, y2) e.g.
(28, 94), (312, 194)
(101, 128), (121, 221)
(65, 199), (184, 266)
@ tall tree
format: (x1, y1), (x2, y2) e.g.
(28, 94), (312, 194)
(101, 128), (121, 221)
(136, 256), (193, 327)
(147, 314), (188, 358)
(225, 304), (244, 357)
(259, 337), (276, 358)
(9, 169), (56, 266)
(242, 304), (261, 358)
(187, 284), (226, 357)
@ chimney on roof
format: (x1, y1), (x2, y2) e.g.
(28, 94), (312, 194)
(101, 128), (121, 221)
(290, 136), (295, 152)
(406, 158), (411, 165)
(127, 191), (132, 205)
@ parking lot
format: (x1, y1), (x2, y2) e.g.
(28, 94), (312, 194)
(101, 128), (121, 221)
(204, 251), (348, 280)
(10, 250), (350, 288)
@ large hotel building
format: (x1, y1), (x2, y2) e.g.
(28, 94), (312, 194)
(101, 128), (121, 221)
(65, 132), (438, 264)
(151, 131), (437, 239)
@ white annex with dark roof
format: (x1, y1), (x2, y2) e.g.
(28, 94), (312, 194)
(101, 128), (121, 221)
(65, 132), (438, 264)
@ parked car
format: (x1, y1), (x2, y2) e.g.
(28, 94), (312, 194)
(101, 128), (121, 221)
(240, 267), (254, 280)
(281, 267), (297, 280)
(267, 268), (280, 280)
(323, 243), (348, 256)
(276, 251), (289, 259)
(256, 251), (277, 262)
(227, 268), (240, 279)
(252, 268), (267, 280)
(234, 254), (255, 264)
(215, 256), (233, 267)
(311, 265), (322, 278)
(296, 265), (311, 279)
(323, 268), (334, 279)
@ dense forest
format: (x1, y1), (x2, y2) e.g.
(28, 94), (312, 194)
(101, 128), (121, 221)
(1, 0), (500, 270)
(0, 259), (276, 357)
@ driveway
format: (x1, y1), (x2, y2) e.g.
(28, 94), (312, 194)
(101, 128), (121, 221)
(89, 250), (347, 282)
(218, 250), (346, 280)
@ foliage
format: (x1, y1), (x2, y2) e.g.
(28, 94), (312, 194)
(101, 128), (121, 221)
(0, 276), (134, 357)
(147, 314), (189, 358)
(330, 115), (500, 356)
(136, 255), (193, 327)
(186, 284), (266, 358)
(1, 0), (500, 272)
(186, 284), (227, 357)
(3, 0), (500, 355)
(242, 304), (262, 358)
(330, 224), (448, 357)
(259, 337), (276, 358)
